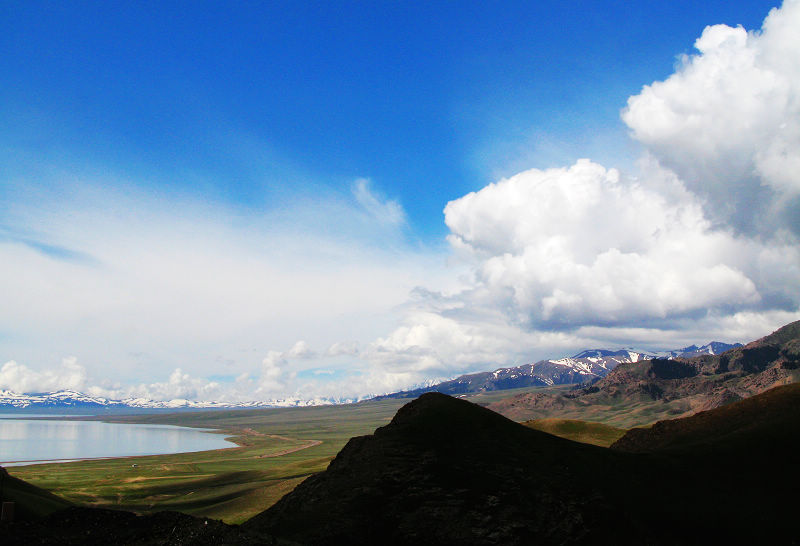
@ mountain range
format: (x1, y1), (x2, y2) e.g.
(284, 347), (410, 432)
(376, 341), (742, 399)
(489, 321), (800, 427)
(0, 389), (350, 412)
(0, 342), (741, 411)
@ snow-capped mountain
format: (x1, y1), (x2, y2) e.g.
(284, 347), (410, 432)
(0, 389), (119, 409)
(375, 342), (743, 399)
(570, 349), (657, 360)
(667, 341), (743, 357)
(0, 389), (350, 412)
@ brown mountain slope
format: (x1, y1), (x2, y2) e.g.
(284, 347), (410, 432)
(611, 381), (800, 452)
(488, 320), (800, 427)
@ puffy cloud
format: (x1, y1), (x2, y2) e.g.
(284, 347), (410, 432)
(286, 341), (316, 359)
(257, 351), (287, 395)
(363, 147), (799, 384)
(366, 310), (576, 374)
(82, 367), (223, 402)
(443, 159), (798, 328)
(0, 357), (87, 393)
(622, 0), (800, 235)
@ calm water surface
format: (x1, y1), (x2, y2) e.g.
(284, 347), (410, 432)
(0, 416), (235, 466)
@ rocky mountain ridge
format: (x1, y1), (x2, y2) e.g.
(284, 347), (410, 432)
(489, 321), (800, 427)
(377, 342), (741, 399)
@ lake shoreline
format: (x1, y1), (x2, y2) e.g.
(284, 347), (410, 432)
(1, 417), (240, 467)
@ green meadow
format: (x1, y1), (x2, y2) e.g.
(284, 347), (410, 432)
(8, 398), (407, 523)
(7, 386), (624, 523)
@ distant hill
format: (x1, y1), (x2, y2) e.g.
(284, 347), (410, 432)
(375, 342), (742, 400)
(488, 320), (800, 428)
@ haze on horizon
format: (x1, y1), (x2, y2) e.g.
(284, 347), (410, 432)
(2, 1), (799, 403)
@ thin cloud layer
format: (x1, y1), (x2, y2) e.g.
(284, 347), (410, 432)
(352, 178), (407, 227)
(0, 179), (455, 400)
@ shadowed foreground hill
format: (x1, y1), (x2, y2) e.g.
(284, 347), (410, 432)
(246, 392), (635, 545)
(245, 389), (800, 545)
(1, 505), (274, 545)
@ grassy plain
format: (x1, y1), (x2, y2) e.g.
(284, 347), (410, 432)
(7, 385), (604, 523)
(8, 398), (407, 523)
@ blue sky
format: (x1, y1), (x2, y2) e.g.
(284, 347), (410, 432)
(2, 1), (799, 401)
(2, 1), (780, 236)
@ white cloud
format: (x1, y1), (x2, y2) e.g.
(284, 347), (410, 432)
(0, 357), (87, 393)
(365, 152), (798, 385)
(286, 341), (316, 359)
(356, 2), (800, 386)
(257, 351), (287, 395)
(442, 159), (798, 328)
(622, 0), (800, 235)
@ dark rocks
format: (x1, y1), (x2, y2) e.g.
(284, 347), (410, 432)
(1, 506), (274, 546)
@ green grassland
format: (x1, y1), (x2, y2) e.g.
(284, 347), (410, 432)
(5, 385), (601, 523)
(8, 398), (407, 523)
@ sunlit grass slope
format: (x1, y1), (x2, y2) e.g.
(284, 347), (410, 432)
(522, 418), (627, 447)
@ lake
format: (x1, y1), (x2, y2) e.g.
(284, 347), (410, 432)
(0, 415), (236, 466)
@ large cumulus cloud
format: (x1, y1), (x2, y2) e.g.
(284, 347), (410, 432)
(623, 0), (800, 235)
(443, 159), (800, 329)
